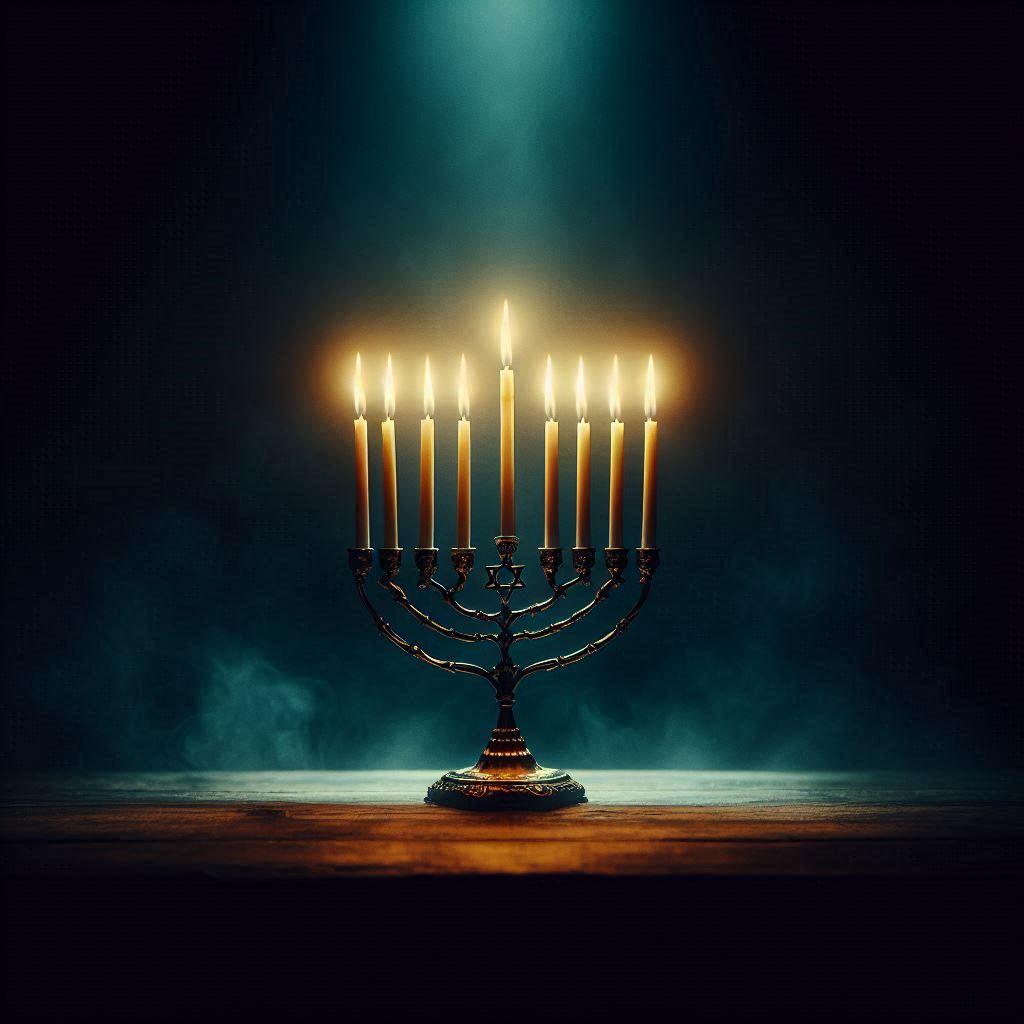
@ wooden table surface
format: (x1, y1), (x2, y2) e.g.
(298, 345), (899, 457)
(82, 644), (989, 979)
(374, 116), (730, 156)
(4, 771), (1022, 1020)
(3, 770), (1021, 879)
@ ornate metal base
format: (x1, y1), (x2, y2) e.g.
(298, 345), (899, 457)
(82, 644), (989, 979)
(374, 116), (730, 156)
(425, 702), (587, 811)
(426, 765), (586, 811)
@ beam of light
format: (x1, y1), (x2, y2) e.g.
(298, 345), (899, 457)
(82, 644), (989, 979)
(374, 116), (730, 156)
(576, 356), (586, 422)
(384, 353), (395, 419)
(644, 354), (656, 420)
(354, 352), (366, 418)
(458, 353), (469, 419)
(423, 355), (434, 418)
(609, 354), (621, 422)
(500, 298), (512, 368)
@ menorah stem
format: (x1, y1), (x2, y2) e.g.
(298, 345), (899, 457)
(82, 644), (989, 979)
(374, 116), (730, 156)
(470, 699), (538, 775)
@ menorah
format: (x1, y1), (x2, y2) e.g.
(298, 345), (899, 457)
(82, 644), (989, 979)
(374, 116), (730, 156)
(348, 537), (659, 810)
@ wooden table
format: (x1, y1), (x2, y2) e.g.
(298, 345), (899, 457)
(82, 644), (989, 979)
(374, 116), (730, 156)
(3, 771), (1020, 1020)
(3, 770), (1022, 879)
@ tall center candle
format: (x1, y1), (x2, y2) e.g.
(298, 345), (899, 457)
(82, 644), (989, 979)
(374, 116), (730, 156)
(456, 354), (471, 548)
(608, 355), (624, 548)
(641, 355), (658, 549)
(418, 356), (435, 548)
(574, 357), (591, 548)
(381, 353), (399, 549)
(353, 353), (370, 548)
(499, 299), (515, 536)
(543, 355), (559, 548)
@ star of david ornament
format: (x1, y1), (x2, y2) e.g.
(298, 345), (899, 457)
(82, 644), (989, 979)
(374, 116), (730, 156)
(484, 560), (525, 598)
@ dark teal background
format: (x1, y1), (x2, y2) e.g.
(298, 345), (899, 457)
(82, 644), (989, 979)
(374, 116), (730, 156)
(3, 2), (1020, 770)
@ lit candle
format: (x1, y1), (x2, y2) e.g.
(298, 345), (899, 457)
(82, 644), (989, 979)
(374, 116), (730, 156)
(381, 354), (399, 549)
(418, 356), (435, 548)
(456, 354), (471, 548)
(499, 299), (515, 536)
(353, 353), (370, 549)
(575, 356), (591, 548)
(608, 355), (624, 548)
(543, 355), (559, 548)
(641, 355), (658, 549)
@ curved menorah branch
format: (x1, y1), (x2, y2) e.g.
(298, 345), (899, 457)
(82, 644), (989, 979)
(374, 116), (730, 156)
(511, 577), (618, 645)
(427, 578), (504, 623)
(507, 573), (585, 621)
(516, 576), (653, 680)
(380, 578), (503, 650)
(349, 553), (493, 684)
(349, 544), (658, 683)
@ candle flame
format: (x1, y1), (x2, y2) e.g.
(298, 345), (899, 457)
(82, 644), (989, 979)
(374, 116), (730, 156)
(384, 353), (395, 419)
(544, 355), (556, 420)
(609, 354), (621, 422)
(644, 354), (656, 420)
(575, 356), (587, 422)
(353, 352), (366, 418)
(458, 353), (469, 419)
(500, 298), (512, 368)
(423, 355), (434, 418)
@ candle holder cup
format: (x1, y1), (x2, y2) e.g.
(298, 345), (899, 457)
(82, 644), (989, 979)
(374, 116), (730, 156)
(348, 534), (659, 810)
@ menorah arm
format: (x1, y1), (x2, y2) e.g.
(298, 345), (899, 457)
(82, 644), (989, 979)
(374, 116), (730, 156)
(516, 577), (653, 680)
(353, 576), (493, 683)
(511, 578), (617, 644)
(426, 578), (504, 623)
(508, 573), (584, 620)
(380, 578), (502, 650)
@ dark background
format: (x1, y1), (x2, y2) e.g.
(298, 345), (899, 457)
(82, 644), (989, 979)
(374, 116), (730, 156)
(2, 1), (1020, 772)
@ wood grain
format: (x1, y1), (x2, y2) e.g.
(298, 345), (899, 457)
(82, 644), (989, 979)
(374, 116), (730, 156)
(4, 798), (1021, 879)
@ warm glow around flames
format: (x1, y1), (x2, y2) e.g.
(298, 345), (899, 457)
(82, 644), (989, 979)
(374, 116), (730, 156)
(645, 354), (656, 420)
(609, 354), (621, 422)
(423, 356), (434, 418)
(354, 352), (366, 418)
(575, 356), (586, 422)
(384, 353), (395, 419)
(500, 298), (512, 368)
(458, 354), (469, 419)
(544, 355), (555, 420)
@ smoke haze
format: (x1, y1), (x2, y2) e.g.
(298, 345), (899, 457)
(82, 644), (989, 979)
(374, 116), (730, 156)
(3, 2), (1019, 771)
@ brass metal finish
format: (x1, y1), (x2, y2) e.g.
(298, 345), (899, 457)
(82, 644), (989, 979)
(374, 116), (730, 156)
(449, 548), (475, 592)
(414, 547), (439, 589)
(348, 531), (659, 811)
(538, 547), (563, 588)
(636, 547), (660, 583)
(348, 548), (373, 582)
(425, 701), (587, 810)
(572, 546), (596, 585)
(604, 547), (629, 585)
(494, 535), (519, 560)
(378, 547), (402, 580)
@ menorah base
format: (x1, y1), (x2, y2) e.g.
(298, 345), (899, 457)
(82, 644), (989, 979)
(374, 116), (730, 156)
(425, 766), (587, 811)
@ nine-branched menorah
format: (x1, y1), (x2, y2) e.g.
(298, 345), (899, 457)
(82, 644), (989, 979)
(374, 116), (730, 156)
(348, 537), (659, 810)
